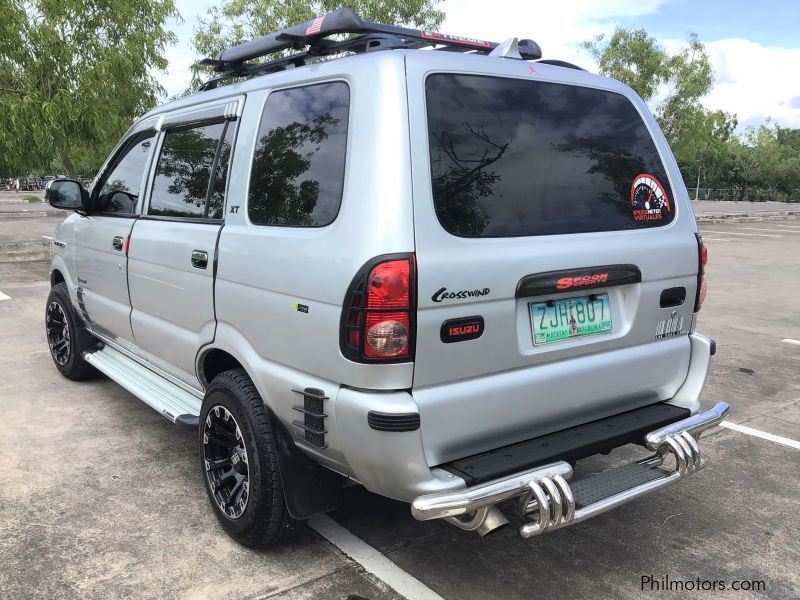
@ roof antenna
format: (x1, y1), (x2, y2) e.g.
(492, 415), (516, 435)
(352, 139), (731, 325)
(489, 37), (522, 60)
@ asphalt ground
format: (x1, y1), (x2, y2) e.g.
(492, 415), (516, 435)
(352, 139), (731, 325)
(0, 220), (798, 599)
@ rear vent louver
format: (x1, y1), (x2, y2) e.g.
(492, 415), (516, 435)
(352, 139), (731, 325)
(367, 411), (420, 432)
(292, 388), (328, 448)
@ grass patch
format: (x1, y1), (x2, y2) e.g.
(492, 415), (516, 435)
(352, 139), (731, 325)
(23, 194), (41, 203)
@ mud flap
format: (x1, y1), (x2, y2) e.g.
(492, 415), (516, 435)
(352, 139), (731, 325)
(269, 410), (343, 519)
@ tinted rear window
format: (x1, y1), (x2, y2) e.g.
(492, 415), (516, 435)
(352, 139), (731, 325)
(426, 74), (675, 237)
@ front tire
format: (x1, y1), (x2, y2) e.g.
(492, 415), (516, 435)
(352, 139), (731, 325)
(200, 369), (295, 548)
(45, 282), (97, 380)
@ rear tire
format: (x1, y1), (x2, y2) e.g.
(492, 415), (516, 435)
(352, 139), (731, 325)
(199, 369), (296, 548)
(45, 282), (97, 381)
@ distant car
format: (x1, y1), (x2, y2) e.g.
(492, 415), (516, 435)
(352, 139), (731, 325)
(43, 8), (727, 548)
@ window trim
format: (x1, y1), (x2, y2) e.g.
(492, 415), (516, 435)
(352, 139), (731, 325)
(245, 79), (352, 229)
(422, 71), (679, 239)
(91, 129), (157, 218)
(144, 116), (238, 222)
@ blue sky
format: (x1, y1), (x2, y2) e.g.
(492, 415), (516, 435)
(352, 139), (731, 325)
(619, 0), (798, 48)
(161, 0), (800, 131)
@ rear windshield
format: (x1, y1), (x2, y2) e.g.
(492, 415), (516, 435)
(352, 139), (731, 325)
(425, 74), (675, 237)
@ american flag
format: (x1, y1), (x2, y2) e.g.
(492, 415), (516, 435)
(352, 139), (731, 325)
(305, 16), (324, 36)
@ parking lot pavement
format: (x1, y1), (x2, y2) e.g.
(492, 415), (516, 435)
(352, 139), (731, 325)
(0, 216), (64, 244)
(1, 220), (798, 600)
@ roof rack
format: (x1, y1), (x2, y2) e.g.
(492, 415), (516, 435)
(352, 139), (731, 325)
(197, 7), (543, 91)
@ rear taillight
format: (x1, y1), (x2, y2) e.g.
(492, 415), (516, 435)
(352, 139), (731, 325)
(340, 254), (416, 363)
(694, 234), (708, 312)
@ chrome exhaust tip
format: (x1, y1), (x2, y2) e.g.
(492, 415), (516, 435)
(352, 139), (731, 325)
(444, 505), (510, 536)
(476, 506), (510, 536)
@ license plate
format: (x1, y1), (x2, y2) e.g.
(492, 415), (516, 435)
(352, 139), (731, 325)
(530, 294), (612, 345)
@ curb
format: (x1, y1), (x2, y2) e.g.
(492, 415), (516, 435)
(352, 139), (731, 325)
(696, 211), (800, 224)
(0, 211), (54, 219)
(0, 241), (50, 263)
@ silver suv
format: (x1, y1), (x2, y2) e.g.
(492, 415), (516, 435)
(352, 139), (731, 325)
(44, 9), (728, 547)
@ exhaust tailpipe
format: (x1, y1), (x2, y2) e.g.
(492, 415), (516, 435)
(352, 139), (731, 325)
(476, 506), (510, 536)
(445, 505), (510, 536)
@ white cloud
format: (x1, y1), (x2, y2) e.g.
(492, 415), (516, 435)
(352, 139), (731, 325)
(701, 39), (800, 130)
(153, 0), (800, 131)
(441, 0), (668, 68)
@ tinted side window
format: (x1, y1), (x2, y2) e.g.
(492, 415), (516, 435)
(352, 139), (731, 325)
(208, 122), (235, 220)
(95, 133), (155, 215)
(149, 122), (229, 219)
(426, 74), (675, 237)
(248, 82), (349, 226)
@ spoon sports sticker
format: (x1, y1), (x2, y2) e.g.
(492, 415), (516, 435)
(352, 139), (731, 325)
(630, 174), (671, 222)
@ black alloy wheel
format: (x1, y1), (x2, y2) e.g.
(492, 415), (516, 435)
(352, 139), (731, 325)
(203, 405), (250, 519)
(199, 369), (295, 547)
(44, 282), (97, 380)
(46, 301), (71, 366)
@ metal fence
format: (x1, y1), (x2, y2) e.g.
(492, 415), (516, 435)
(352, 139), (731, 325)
(684, 187), (800, 203)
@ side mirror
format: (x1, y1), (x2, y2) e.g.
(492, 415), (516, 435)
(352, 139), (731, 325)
(45, 179), (89, 212)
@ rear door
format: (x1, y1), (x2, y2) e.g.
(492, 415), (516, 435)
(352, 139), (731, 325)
(406, 55), (700, 464)
(127, 99), (241, 381)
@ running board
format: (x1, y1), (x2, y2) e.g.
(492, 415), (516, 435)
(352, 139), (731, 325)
(84, 346), (202, 423)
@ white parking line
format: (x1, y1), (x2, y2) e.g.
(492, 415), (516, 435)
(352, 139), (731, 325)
(700, 230), (781, 238)
(308, 514), (444, 600)
(0, 290), (10, 301)
(781, 339), (800, 346)
(720, 421), (800, 451)
(774, 223), (800, 228)
(41, 235), (53, 240)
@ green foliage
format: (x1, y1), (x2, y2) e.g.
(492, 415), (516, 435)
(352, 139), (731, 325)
(585, 27), (800, 200)
(190, 0), (445, 88)
(0, 0), (178, 178)
(584, 28), (714, 140)
(583, 28), (666, 101)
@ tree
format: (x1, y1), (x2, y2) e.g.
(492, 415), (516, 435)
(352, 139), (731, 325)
(584, 28), (718, 194)
(582, 28), (666, 102)
(190, 0), (445, 88)
(0, 0), (178, 178)
(656, 34), (714, 142)
(583, 28), (714, 124)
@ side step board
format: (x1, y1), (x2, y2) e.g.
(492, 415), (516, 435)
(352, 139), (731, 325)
(84, 346), (202, 423)
(411, 402), (729, 539)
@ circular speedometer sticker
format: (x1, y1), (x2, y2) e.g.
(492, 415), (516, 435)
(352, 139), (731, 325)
(630, 174), (671, 223)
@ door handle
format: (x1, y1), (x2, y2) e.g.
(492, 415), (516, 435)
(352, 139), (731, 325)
(112, 236), (124, 251)
(660, 287), (686, 308)
(191, 250), (209, 269)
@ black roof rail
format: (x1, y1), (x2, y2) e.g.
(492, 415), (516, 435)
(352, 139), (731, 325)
(536, 59), (586, 71)
(196, 7), (542, 90)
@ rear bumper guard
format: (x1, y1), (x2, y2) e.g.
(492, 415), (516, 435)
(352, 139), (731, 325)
(411, 402), (729, 539)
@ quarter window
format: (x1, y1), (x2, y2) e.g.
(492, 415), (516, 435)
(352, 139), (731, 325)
(248, 82), (350, 227)
(149, 121), (233, 219)
(95, 133), (155, 215)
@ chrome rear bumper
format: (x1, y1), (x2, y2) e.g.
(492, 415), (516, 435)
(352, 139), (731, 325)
(411, 402), (729, 538)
